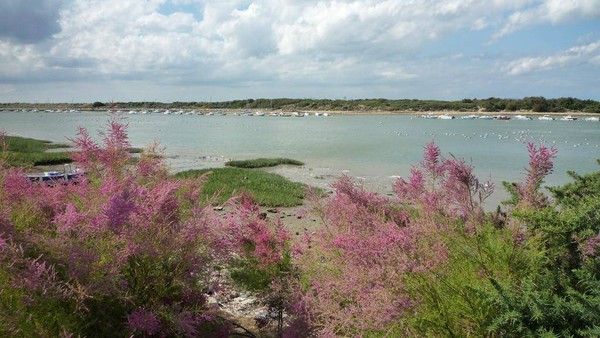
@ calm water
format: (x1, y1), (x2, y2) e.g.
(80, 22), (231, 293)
(2, 111), (599, 203)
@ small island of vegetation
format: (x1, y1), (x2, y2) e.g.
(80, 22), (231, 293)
(225, 158), (304, 169)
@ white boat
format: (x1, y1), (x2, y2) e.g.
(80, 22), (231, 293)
(26, 165), (84, 185)
(479, 115), (494, 120)
(513, 115), (532, 120)
(163, 110), (172, 115)
(460, 115), (478, 119)
(538, 115), (554, 121)
(437, 114), (454, 120)
(255, 111), (265, 116)
(584, 116), (599, 122)
(560, 115), (577, 121)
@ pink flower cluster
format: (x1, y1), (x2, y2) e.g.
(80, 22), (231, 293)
(517, 142), (557, 209)
(0, 117), (258, 336)
(394, 141), (493, 221)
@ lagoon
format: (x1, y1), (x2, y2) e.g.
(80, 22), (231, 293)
(1, 110), (599, 204)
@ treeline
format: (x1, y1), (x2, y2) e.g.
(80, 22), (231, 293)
(2, 96), (600, 113)
(97, 97), (600, 113)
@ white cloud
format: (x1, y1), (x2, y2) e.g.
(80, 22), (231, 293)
(494, 0), (600, 40)
(0, 41), (45, 78)
(1, 0), (599, 101)
(505, 40), (600, 75)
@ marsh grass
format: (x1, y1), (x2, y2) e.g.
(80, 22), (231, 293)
(1, 136), (147, 167)
(225, 158), (304, 169)
(174, 167), (308, 207)
(2, 136), (72, 166)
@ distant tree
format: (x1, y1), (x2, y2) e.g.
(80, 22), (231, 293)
(92, 101), (105, 108)
(523, 96), (549, 112)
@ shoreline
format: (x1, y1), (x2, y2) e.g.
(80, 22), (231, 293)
(2, 107), (599, 117)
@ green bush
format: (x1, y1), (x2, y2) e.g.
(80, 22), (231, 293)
(225, 158), (304, 169)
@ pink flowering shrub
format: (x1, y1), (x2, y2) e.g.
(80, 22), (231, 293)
(503, 142), (557, 210)
(290, 142), (511, 336)
(4, 118), (595, 337)
(293, 173), (453, 334)
(394, 141), (494, 224)
(223, 192), (297, 335)
(0, 117), (245, 336)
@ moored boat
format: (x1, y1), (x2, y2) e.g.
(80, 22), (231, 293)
(538, 115), (554, 121)
(26, 165), (84, 185)
(560, 115), (577, 121)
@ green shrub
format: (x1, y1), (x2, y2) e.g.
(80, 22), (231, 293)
(225, 158), (304, 169)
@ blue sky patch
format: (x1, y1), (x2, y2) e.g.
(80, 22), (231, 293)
(157, 1), (204, 21)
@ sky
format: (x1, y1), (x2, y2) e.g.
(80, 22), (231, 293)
(0, 0), (599, 103)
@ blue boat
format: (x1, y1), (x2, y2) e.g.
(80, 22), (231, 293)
(26, 165), (84, 184)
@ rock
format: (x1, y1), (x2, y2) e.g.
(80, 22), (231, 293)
(254, 310), (270, 328)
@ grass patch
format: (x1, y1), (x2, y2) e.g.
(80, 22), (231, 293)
(5, 152), (73, 167)
(174, 167), (308, 207)
(2, 136), (72, 167)
(1, 136), (145, 167)
(225, 158), (304, 169)
(128, 147), (143, 154)
(3, 136), (70, 153)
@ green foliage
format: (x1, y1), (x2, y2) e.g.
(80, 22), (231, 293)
(225, 157), (304, 169)
(3, 136), (70, 153)
(1, 136), (146, 167)
(395, 150), (600, 337)
(0, 267), (77, 337)
(486, 160), (600, 336)
(4, 151), (73, 167)
(230, 247), (294, 293)
(174, 167), (308, 207)
(403, 221), (544, 337)
(548, 160), (600, 207)
(124, 254), (186, 307)
(1, 136), (72, 167)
